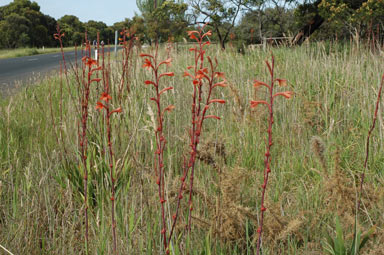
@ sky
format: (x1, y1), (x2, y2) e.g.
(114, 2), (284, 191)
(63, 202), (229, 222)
(1, 0), (141, 26)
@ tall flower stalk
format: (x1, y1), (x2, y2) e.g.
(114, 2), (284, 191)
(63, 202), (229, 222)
(251, 56), (292, 255)
(79, 43), (102, 252)
(357, 74), (384, 211)
(96, 65), (122, 254)
(118, 29), (136, 100)
(168, 24), (227, 249)
(140, 50), (175, 252)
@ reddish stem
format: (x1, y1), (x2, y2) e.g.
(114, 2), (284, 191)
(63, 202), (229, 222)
(256, 56), (275, 255)
(168, 26), (225, 247)
(357, 74), (384, 211)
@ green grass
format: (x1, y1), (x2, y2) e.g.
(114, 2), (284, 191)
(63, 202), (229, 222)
(0, 47), (77, 59)
(0, 42), (383, 254)
(0, 45), (113, 59)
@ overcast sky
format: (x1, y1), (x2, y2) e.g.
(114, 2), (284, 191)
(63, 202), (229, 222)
(1, 0), (141, 25)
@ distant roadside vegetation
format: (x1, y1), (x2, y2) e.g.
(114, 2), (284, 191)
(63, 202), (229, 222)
(1, 0), (383, 52)
(0, 46), (76, 59)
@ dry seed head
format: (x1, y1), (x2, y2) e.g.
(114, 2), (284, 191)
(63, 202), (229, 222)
(310, 136), (327, 173)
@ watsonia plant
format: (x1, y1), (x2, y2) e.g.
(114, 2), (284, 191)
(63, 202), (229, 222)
(358, 74), (384, 211)
(168, 24), (227, 250)
(140, 25), (227, 254)
(55, 30), (102, 252)
(140, 48), (175, 253)
(79, 44), (102, 252)
(95, 50), (122, 254)
(250, 56), (293, 255)
(118, 29), (136, 100)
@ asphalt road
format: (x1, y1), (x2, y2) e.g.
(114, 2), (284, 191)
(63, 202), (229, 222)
(0, 47), (119, 94)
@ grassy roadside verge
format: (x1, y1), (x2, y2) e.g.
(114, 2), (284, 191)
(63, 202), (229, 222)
(0, 45), (115, 59)
(0, 47), (75, 59)
(0, 43), (383, 254)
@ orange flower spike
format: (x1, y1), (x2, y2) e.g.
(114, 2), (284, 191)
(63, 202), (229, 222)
(100, 92), (112, 102)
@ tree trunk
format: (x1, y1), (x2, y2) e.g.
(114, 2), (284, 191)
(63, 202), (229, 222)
(292, 14), (324, 45)
(216, 27), (226, 50)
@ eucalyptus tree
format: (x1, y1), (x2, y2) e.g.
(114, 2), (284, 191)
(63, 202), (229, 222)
(137, 0), (188, 43)
(188, 0), (255, 49)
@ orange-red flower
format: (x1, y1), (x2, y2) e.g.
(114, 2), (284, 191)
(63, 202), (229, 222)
(187, 31), (199, 41)
(82, 57), (97, 67)
(215, 72), (225, 78)
(96, 101), (105, 110)
(109, 107), (122, 115)
(250, 100), (269, 108)
(209, 99), (226, 104)
(159, 72), (174, 79)
(100, 92), (112, 102)
(276, 79), (287, 86)
(253, 80), (270, 88)
(159, 86), (173, 95)
(163, 105), (175, 113)
(273, 91), (293, 99)
(143, 58), (152, 70)
(159, 58), (172, 67)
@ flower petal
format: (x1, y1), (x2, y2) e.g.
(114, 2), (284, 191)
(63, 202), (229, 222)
(276, 79), (287, 87)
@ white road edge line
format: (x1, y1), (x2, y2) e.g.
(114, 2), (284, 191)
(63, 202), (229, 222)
(28, 58), (38, 61)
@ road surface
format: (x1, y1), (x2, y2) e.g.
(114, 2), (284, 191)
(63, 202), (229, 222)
(0, 47), (119, 94)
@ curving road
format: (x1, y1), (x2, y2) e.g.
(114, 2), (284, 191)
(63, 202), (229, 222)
(0, 47), (119, 94)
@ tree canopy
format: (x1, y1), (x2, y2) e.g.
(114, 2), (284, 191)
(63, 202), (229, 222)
(0, 0), (56, 48)
(0, 0), (383, 50)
